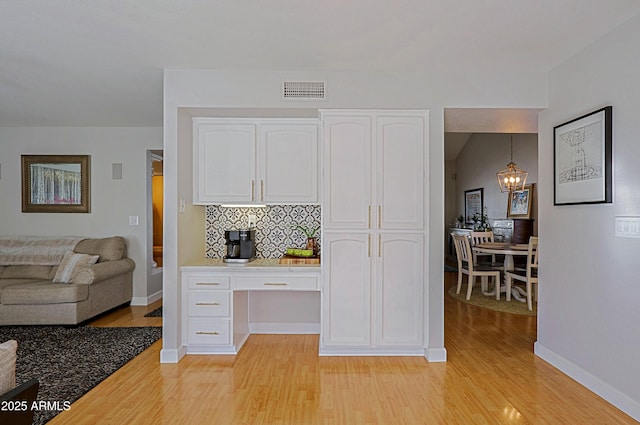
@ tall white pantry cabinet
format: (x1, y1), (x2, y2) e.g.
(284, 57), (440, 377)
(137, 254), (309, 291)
(320, 110), (428, 355)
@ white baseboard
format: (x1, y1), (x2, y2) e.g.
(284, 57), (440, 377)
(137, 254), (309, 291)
(249, 322), (320, 334)
(131, 290), (163, 306)
(319, 346), (425, 356)
(534, 341), (640, 422)
(424, 347), (447, 362)
(160, 345), (186, 363)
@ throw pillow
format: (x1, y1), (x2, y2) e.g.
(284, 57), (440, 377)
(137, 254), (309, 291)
(53, 251), (99, 283)
(0, 340), (18, 395)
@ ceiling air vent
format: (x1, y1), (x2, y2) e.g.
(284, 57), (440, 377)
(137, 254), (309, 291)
(282, 81), (326, 100)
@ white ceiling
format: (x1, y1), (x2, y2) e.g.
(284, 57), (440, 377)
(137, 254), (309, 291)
(1, 0), (639, 127)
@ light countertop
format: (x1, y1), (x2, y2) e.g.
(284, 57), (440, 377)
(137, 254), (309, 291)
(181, 258), (321, 270)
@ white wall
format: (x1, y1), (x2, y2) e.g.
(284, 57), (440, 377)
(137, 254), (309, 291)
(0, 127), (163, 303)
(162, 68), (548, 363)
(537, 13), (640, 420)
(454, 133), (538, 226)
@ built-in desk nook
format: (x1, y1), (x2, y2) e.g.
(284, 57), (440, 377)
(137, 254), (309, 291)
(181, 259), (321, 355)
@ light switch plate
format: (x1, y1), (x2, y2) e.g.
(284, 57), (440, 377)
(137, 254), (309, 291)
(615, 216), (640, 238)
(129, 215), (139, 226)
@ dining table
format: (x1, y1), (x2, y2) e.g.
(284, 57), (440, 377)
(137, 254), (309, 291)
(473, 242), (530, 302)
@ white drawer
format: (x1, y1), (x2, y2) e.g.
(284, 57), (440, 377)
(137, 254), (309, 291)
(184, 274), (230, 290)
(187, 318), (231, 345)
(187, 291), (230, 317)
(234, 276), (318, 291)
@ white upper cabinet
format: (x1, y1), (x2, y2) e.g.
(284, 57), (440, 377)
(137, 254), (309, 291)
(322, 115), (372, 229)
(376, 115), (425, 230)
(259, 123), (318, 203)
(193, 118), (319, 205)
(193, 122), (256, 204)
(322, 111), (426, 230)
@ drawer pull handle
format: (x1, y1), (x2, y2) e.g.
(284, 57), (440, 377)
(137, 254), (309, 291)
(264, 283), (288, 286)
(196, 331), (220, 335)
(196, 282), (220, 286)
(196, 302), (220, 306)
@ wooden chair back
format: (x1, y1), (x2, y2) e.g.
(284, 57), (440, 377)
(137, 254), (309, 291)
(470, 231), (494, 246)
(452, 233), (473, 270)
(470, 231), (495, 264)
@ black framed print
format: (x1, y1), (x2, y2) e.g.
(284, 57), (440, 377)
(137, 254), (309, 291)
(554, 106), (612, 205)
(464, 188), (483, 225)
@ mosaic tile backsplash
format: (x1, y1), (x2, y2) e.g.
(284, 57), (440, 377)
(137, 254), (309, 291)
(205, 205), (321, 258)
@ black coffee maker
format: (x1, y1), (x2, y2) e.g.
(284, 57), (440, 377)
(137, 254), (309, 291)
(223, 229), (256, 263)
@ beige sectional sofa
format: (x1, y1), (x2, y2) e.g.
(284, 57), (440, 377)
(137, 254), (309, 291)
(0, 236), (135, 326)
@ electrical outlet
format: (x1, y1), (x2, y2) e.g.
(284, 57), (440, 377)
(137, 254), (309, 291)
(129, 216), (139, 226)
(248, 214), (257, 228)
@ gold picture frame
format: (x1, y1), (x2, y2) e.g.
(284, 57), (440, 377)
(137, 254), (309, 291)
(507, 184), (533, 219)
(22, 155), (91, 213)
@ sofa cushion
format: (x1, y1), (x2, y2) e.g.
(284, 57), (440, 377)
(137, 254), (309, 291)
(1, 282), (89, 305)
(0, 265), (54, 280)
(74, 237), (126, 262)
(53, 251), (99, 283)
(0, 340), (18, 394)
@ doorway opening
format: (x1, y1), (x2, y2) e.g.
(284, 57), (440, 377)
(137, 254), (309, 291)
(149, 151), (164, 273)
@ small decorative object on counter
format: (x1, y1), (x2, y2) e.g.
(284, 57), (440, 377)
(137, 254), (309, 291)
(292, 224), (320, 256)
(472, 208), (492, 231)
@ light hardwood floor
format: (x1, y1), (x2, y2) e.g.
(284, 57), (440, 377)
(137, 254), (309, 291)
(49, 274), (637, 424)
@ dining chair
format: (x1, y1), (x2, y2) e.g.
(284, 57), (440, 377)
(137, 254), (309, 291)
(470, 230), (501, 268)
(505, 236), (539, 310)
(452, 233), (502, 300)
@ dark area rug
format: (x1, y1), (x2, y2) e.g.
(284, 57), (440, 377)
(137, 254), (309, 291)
(0, 326), (162, 424)
(144, 306), (162, 317)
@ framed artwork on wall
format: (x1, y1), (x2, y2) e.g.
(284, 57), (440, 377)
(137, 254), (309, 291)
(21, 155), (91, 213)
(464, 188), (483, 225)
(554, 106), (612, 205)
(507, 184), (534, 219)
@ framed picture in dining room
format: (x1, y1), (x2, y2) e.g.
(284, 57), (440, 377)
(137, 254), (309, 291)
(21, 154), (91, 213)
(554, 106), (613, 205)
(507, 184), (534, 219)
(464, 188), (483, 225)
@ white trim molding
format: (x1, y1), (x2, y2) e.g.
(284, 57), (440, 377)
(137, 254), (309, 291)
(535, 342), (640, 422)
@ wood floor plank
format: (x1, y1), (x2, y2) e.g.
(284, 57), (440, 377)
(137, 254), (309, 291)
(47, 275), (638, 424)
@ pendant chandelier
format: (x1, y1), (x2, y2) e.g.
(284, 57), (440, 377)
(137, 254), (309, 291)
(496, 134), (527, 193)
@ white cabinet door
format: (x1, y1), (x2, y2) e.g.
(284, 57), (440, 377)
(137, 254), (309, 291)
(259, 123), (318, 203)
(322, 115), (372, 229)
(193, 122), (256, 204)
(376, 115), (426, 230)
(374, 233), (423, 346)
(322, 233), (371, 347)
